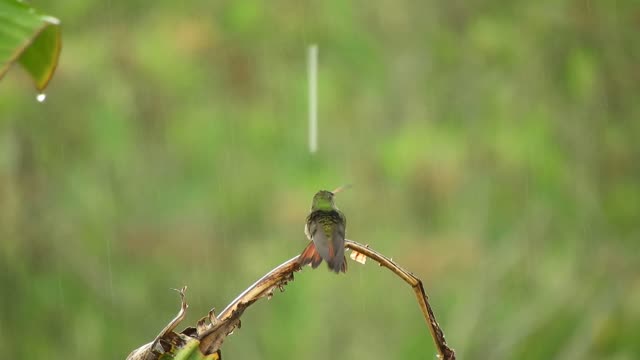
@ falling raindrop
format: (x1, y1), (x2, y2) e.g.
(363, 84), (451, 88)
(36, 93), (47, 103)
(308, 44), (318, 153)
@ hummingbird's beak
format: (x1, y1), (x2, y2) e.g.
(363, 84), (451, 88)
(332, 184), (352, 194)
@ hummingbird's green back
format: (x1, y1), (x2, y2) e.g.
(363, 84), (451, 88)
(299, 189), (347, 273)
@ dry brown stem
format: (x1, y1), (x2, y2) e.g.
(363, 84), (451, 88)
(198, 240), (455, 360)
(344, 240), (455, 360)
(127, 240), (455, 359)
(197, 256), (300, 353)
(127, 287), (189, 360)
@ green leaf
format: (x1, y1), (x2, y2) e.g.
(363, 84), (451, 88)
(0, 0), (61, 91)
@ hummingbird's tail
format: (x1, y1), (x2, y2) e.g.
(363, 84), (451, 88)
(298, 242), (323, 269)
(327, 255), (348, 273)
(298, 241), (322, 269)
(298, 242), (347, 273)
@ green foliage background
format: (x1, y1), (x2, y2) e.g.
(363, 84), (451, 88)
(1, 1), (639, 359)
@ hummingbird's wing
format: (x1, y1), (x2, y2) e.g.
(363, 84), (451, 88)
(326, 212), (346, 273)
(308, 217), (331, 261)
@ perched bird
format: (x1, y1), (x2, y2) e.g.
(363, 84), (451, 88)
(297, 189), (348, 273)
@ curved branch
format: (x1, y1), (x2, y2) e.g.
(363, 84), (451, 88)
(344, 240), (455, 360)
(198, 240), (455, 360)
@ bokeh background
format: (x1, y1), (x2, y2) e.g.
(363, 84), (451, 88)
(1, 1), (639, 359)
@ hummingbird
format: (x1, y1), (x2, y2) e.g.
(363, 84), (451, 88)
(297, 187), (349, 273)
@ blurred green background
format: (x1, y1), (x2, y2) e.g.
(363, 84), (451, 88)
(1, 1), (639, 359)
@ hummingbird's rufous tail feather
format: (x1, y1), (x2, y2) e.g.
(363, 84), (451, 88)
(298, 242), (322, 269)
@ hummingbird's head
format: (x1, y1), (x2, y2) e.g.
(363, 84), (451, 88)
(311, 190), (336, 211)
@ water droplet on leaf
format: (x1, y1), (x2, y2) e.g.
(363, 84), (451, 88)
(36, 93), (47, 103)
